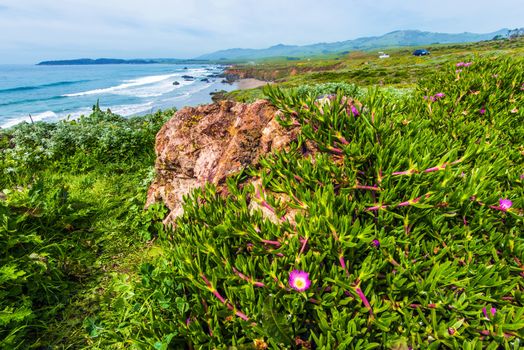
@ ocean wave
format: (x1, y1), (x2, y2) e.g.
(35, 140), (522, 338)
(0, 102), (156, 129)
(109, 102), (155, 116)
(0, 80), (91, 94)
(0, 95), (66, 107)
(0, 111), (58, 129)
(63, 68), (207, 98)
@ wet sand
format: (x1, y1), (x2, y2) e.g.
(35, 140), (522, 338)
(236, 78), (270, 89)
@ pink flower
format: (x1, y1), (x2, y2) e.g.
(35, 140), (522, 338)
(456, 62), (472, 67)
(372, 239), (380, 248)
(483, 306), (496, 320)
(429, 92), (446, 102)
(347, 104), (360, 117)
(479, 108), (486, 115)
(289, 270), (311, 292)
(499, 198), (512, 211)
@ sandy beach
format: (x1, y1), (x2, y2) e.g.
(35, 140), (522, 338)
(236, 78), (270, 90)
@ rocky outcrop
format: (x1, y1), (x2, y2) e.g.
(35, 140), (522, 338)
(146, 100), (301, 225)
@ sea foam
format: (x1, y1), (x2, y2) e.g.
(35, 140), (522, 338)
(63, 68), (208, 98)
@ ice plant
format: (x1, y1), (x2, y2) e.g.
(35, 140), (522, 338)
(289, 270), (311, 292)
(479, 108), (486, 115)
(372, 239), (380, 248)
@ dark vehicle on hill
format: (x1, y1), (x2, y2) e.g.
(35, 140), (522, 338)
(413, 49), (430, 56)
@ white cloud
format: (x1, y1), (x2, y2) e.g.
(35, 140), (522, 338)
(0, 0), (522, 63)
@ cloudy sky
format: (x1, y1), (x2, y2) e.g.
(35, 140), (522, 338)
(0, 0), (521, 63)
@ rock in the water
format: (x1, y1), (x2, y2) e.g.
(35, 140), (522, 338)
(172, 81), (180, 85)
(146, 100), (301, 225)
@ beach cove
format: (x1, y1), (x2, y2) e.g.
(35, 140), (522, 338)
(0, 64), (267, 129)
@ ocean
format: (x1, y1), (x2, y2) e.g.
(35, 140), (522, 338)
(0, 63), (236, 129)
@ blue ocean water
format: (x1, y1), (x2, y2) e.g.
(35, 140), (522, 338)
(0, 64), (235, 128)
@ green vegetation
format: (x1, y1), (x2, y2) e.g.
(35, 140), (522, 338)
(89, 56), (523, 349)
(1, 41), (523, 349)
(225, 37), (524, 103)
(0, 105), (171, 348)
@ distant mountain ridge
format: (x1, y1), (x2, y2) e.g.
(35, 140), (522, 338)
(197, 29), (510, 60)
(37, 58), (211, 66)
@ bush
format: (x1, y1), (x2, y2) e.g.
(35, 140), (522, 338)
(0, 104), (173, 182)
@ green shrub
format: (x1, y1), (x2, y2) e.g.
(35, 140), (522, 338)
(0, 104), (173, 183)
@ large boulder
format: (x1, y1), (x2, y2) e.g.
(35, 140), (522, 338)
(146, 100), (301, 225)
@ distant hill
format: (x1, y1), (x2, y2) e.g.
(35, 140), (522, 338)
(197, 29), (510, 60)
(37, 58), (158, 65)
(37, 58), (212, 65)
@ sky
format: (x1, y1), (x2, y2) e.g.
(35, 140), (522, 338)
(0, 0), (522, 64)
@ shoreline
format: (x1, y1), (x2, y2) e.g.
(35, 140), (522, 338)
(0, 74), (270, 130)
(235, 78), (270, 90)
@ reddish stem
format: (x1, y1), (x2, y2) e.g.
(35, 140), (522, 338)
(200, 274), (250, 321)
(355, 287), (373, 316)
(328, 146), (344, 155)
(261, 239), (281, 247)
(232, 267), (265, 287)
(299, 237), (309, 255)
(355, 185), (381, 191)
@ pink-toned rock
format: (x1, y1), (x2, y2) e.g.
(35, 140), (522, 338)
(146, 100), (301, 225)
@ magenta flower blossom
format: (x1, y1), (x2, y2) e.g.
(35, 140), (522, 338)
(483, 307), (497, 320)
(347, 104), (360, 117)
(289, 270), (311, 292)
(428, 92), (446, 102)
(479, 108), (486, 115)
(456, 62), (473, 67)
(372, 239), (380, 248)
(499, 198), (512, 211)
